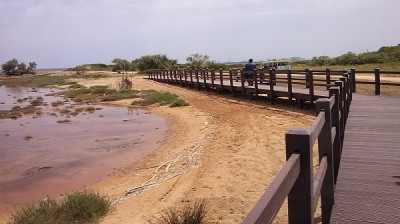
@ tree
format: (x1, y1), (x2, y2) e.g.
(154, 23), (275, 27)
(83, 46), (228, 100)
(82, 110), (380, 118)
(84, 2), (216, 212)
(1, 59), (36, 76)
(134, 54), (177, 71)
(111, 58), (131, 73)
(28, 62), (37, 71)
(1, 58), (18, 75)
(186, 53), (210, 68)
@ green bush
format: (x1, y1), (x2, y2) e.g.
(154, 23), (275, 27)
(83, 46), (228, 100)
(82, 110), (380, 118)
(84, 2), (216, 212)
(157, 199), (207, 224)
(137, 91), (189, 107)
(9, 190), (112, 224)
(69, 84), (85, 89)
(170, 99), (189, 107)
(90, 85), (109, 94)
(62, 88), (92, 97)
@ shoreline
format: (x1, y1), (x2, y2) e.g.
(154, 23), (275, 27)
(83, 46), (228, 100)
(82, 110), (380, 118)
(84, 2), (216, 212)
(1, 73), (317, 223)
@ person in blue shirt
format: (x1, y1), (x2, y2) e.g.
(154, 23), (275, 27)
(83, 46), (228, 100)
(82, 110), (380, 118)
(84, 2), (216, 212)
(244, 58), (256, 86)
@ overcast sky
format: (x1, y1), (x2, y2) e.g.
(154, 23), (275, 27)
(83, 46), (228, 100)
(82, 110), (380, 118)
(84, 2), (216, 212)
(0, 0), (399, 68)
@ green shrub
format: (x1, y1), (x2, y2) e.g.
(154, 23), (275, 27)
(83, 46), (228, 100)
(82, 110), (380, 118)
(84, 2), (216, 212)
(69, 84), (85, 89)
(157, 199), (207, 224)
(139, 91), (189, 107)
(100, 89), (140, 101)
(9, 190), (112, 224)
(170, 99), (189, 107)
(62, 88), (92, 97)
(90, 85), (109, 94)
(59, 190), (112, 223)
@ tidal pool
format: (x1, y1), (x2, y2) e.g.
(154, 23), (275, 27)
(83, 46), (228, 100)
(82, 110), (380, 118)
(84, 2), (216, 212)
(0, 86), (168, 217)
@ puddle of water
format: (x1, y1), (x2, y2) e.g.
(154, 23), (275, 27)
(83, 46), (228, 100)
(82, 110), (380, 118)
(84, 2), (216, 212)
(0, 86), (168, 218)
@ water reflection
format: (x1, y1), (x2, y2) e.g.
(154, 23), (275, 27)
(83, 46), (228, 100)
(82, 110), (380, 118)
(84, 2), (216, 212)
(0, 86), (168, 218)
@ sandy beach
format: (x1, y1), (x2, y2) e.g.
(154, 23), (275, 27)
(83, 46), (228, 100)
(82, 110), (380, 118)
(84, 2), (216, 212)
(66, 74), (315, 223)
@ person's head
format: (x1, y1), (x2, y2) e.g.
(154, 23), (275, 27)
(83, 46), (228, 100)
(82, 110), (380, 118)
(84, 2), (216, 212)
(249, 58), (253, 63)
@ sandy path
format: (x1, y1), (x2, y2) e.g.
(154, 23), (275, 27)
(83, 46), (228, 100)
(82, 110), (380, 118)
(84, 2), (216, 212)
(75, 75), (316, 223)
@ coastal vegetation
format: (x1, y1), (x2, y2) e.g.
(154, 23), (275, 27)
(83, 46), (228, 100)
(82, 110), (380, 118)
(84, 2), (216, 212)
(59, 86), (189, 107)
(9, 190), (112, 224)
(153, 199), (208, 224)
(1, 59), (37, 76)
(293, 45), (400, 68)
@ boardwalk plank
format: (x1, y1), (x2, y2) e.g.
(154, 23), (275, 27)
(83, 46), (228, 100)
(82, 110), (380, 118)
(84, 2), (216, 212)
(330, 94), (400, 223)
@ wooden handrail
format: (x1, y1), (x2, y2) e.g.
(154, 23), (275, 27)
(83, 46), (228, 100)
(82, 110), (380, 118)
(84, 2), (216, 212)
(310, 112), (325, 144)
(313, 156), (328, 211)
(242, 154), (301, 224)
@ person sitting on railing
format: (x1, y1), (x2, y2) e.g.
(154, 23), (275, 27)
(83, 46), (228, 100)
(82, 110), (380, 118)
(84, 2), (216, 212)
(244, 58), (256, 86)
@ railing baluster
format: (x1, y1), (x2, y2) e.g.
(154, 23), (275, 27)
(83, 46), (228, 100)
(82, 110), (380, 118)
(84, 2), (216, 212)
(375, 68), (380, 95)
(329, 87), (342, 182)
(288, 70), (293, 101)
(286, 129), (313, 224)
(219, 68), (224, 93)
(269, 69), (275, 104)
(316, 98), (335, 224)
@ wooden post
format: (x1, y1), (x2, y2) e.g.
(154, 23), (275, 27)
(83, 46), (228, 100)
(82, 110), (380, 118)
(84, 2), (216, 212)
(339, 77), (348, 122)
(184, 69), (188, 86)
(329, 87), (342, 183)
(269, 69), (275, 104)
(305, 68), (310, 88)
(229, 69), (234, 96)
(195, 69), (200, 90)
(203, 69), (208, 91)
(167, 70), (171, 83)
(189, 69), (194, 88)
(179, 70), (183, 86)
(173, 70), (176, 84)
(240, 69), (246, 94)
(316, 98), (335, 224)
(162, 70), (166, 82)
(211, 69), (215, 90)
(344, 74), (352, 108)
(375, 68), (380, 95)
(326, 68), (331, 90)
(286, 129), (313, 224)
(254, 69), (259, 97)
(350, 68), (356, 93)
(219, 68), (224, 93)
(309, 70), (314, 105)
(335, 81), (345, 144)
(288, 70), (293, 101)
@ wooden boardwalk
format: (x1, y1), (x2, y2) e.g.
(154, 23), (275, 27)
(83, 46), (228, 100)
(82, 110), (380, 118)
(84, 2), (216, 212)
(148, 69), (400, 223)
(330, 94), (400, 223)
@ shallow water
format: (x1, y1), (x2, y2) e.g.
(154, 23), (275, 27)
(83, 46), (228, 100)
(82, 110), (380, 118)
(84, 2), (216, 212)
(0, 86), (168, 217)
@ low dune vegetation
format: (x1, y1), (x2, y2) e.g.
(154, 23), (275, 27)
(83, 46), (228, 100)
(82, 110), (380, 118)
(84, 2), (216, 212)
(8, 190), (112, 224)
(58, 85), (189, 107)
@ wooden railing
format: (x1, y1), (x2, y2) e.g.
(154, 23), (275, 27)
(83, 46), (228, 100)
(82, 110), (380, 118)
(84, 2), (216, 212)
(147, 68), (354, 223)
(348, 68), (400, 95)
(242, 75), (351, 224)
(147, 68), (353, 106)
(148, 68), (400, 96)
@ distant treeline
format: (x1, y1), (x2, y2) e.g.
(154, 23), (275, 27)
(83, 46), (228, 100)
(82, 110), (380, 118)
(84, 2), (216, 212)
(294, 45), (400, 66)
(68, 45), (400, 73)
(70, 54), (244, 74)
